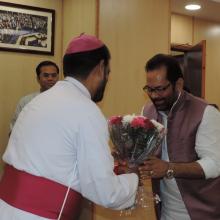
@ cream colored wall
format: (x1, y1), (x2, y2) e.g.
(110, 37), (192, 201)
(61, 0), (171, 121)
(98, 0), (170, 119)
(193, 19), (220, 107)
(62, 0), (97, 53)
(0, 0), (63, 172)
(171, 13), (220, 108)
(171, 13), (193, 45)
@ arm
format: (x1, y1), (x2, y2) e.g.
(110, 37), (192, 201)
(139, 157), (204, 179)
(195, 105), (220, 179)
(140, 106), (220, 180)
(77, 111), (138, 210)
(10, 98), (25, 131)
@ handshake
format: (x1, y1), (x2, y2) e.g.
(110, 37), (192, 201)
(112, 151), (173, 180)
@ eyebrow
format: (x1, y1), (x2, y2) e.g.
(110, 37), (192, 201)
(147, 85), (165, 89)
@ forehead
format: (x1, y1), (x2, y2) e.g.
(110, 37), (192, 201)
(146, 66), (169, 86)
(40, 65), (57, 73)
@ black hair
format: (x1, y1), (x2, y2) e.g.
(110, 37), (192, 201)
(36, 61), (59, 78)
(63, 45), (110, 80)
(145, 54), (183, 85)
(209, 104), (219, 110)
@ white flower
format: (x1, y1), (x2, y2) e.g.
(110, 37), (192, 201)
(122, 114), (136, 126)
(151, 119), (164, 132)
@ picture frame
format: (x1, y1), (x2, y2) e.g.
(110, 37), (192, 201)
(0, 1), (55, 55)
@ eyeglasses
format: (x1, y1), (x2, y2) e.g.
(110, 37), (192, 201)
(143, 83), (171, 94)
(41, 73), (58, 78)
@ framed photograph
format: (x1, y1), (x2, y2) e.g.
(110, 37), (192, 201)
(0, 1), (55, 55)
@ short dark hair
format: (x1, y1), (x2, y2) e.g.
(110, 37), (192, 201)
(209, 104), (219, 110)
(63, 45), (110, 79)
(36, 61), (59, 77)
(145, 54), (183, 85)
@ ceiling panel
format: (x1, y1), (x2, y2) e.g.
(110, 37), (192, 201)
(171, 0), (220, 22)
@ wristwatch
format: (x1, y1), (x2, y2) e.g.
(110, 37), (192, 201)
(165, 163), (175, 179)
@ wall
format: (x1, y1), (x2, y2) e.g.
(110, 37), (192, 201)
(95, 0), (170, 219)
(171, 13), (193, 45)
(62, 0), (97, 53)
(98, 0), (170, 120)
(0, 0), (63, 172)
(194, 19), (220, 106)
(171, 13), (220, 107)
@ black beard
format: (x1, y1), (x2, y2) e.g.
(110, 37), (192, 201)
(152, 91), (179, 112)
(92, 77), (107, 103)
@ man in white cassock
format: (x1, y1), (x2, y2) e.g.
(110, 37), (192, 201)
(0, 34), (139, 220)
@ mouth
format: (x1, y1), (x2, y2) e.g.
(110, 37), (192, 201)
(153, 99), (165, 105)
(47, 82), (56, 86)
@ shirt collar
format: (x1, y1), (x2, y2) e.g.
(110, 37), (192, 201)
(64, 76), (91, 99)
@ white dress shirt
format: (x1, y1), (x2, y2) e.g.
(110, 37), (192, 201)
(1, 77), (138, 220)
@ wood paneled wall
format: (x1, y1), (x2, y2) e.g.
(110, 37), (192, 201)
(0, 0), (63, 173)
(98, 0), (170, 119)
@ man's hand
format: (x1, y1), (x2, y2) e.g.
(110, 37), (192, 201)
(112, 151), (139, 175)
(139, 156), (205, 179)
(139, 156), (169, 179)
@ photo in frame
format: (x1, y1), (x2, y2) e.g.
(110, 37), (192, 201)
(0, 1), (55, 55)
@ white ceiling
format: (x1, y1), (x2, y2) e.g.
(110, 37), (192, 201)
(171, 0), (220, 22)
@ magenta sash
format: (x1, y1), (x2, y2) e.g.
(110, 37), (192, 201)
(0, 164), (82, 220)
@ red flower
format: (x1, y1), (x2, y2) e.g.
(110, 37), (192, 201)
(109, 116), (122, 125)
(130, 117), (146, 128)
(144, 118), (155, 130)
(131, 117), (155, 130)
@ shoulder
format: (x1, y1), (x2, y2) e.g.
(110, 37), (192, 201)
(204, 105), (220, 120)
(142, 102), (157, 118)
(184, 92), (207, 112)
(144, 102), (155, 110)
(18, 91), (40, 106)
(84, 100), (106, 123)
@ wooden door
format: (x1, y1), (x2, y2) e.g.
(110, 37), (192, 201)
(171, 40), (206, 98)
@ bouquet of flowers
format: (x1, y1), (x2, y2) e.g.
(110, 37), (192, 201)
(108, 114), (165, 216)
(108, 114), (165, 167)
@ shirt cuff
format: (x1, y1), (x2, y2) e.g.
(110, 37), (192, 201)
(114, 173), (139, 210)
(197, 157), (220, 179)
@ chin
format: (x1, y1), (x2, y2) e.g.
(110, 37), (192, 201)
(92, 95), (104, 103)
(155, 105), (168, 112)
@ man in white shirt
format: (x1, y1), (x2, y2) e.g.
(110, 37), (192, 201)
(0, 34), (139, 220)
(10, 60), (59, 130)
(140, 54), (220, 220)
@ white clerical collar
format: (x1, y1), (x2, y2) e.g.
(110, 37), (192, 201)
(64, 76), (91, 99)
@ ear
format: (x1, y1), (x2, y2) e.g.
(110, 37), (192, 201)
(175, 78), (184, 93)
(36, 75), (40, 84)
(96, 59), (105, 78)
(99, 60), (105, 73)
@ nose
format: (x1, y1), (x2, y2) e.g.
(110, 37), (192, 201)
(149, 91), (160, 99)
(47, 74), (57, 81)
(47, 75), (54, 80)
